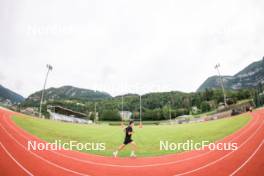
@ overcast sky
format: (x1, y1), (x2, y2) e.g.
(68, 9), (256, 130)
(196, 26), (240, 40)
(0, 0), (264, 97)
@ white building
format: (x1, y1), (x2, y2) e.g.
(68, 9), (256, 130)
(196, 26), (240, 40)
(119, 111), (132, 121)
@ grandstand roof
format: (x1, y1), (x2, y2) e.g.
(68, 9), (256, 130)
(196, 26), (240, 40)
(48, 105), (87, 118)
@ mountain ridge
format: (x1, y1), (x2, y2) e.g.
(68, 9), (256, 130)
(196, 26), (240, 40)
(0, 85), (25, 103)
(197, 58), (264, 91)
(26, 85), (112, 102)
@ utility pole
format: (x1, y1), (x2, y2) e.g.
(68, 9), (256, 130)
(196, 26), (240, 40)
(122, 96), (124, 119)
(215, 63), (227, 107)
(39, 64), (53, 118)
(94, 102), (97, 123)
(121, 95), (124, 127)
(169, 101), (172, 124)
(139, 95), (142, 128)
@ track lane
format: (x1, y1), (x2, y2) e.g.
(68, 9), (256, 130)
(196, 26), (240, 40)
(0, 108), (263, 176)
(234, 143), (264, 176)
(0, 142), (31, 176)
(3, 109), (258, 166)
(175, 112), (264, 176)
(230, 139), (264, 176)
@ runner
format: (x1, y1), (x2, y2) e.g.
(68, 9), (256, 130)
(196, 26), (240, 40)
(113, 120), (137, 157)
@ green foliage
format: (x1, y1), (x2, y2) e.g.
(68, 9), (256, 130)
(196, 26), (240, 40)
(226, 98), (237, 105)
(142, 108), (163, 121)
(101, 109), (121, 121)
(253, 83), (264, 107)
(21, 87), (253, 121)
(200, 101), (211, 113)
(162, 105), (171, 120)
(173, 108), (190, 117)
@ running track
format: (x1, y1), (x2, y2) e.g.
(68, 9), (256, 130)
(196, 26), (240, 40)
(0, 107), (263, 176)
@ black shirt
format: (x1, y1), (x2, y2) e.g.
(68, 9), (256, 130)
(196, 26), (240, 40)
(125, 126), (133, 140)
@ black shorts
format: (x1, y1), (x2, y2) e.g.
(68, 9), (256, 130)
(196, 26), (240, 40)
(123, 138), (133, 145)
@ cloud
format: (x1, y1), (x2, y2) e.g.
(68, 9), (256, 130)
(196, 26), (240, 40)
(0, 72), (5, 82)
(0, 0), (263, 97)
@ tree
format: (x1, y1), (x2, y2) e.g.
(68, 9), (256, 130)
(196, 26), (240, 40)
(142, 108), (163, 121)
(204, 88), (214, 101)
(162, 105), (170, 120)
(200, 101), (211, 113)
(101, 109), (121, 121)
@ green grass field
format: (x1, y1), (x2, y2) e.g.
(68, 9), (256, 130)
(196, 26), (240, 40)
(12, 114), (251, 157)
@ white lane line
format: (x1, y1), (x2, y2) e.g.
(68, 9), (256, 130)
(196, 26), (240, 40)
(0, 124), (90, 176)
(0, 142), (34, 176)
(3, 113), (260, 168)
(230, 139), (264, 176)
(173, 119), (264, 176)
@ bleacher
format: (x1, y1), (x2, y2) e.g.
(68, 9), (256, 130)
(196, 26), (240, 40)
(47, 106), (92, 124)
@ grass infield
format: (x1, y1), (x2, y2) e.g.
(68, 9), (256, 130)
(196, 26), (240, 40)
(12, 114), (250, 157)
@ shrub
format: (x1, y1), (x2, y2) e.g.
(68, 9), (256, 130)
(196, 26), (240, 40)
(101, 109), (121, 121)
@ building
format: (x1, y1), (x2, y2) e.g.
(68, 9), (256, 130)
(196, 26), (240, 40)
(119, 111), (132, 121)
(47, 106), (92, 124)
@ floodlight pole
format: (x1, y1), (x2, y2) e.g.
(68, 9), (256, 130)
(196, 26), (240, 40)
(139, 95), (142, 127)
(94, 102), (97, 123)
(215, 63), (227, 107)
(169, 102), (172, 124)
(121, 95), (124, 126)
(122, 96), (124, 118)
(39, 64), (52, 118)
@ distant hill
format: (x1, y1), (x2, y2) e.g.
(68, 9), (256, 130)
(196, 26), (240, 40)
(197, 58), (264, 92)
(115, 93), (139, 98)
(0, 85), (25, 103)
(25, 85), (112, 103)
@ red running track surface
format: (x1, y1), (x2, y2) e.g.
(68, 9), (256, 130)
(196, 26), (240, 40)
(0, 107), (263, 176)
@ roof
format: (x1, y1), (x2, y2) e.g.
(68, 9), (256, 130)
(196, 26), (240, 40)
(48, 105), (87, 118)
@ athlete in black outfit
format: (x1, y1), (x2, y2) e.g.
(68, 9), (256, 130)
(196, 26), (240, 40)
(124, 125), (133, 145)
(113, 121), (137, 157)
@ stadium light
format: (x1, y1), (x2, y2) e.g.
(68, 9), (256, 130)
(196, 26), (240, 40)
(94, 102), (97, 123)
(122, 95), (124, 118)
(39, 64), (53, 118)
(169, 101), (172, 125)
(215, 63), (227, 107)
(120, 95), (124, 127)
(139, 95), (142, 128)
